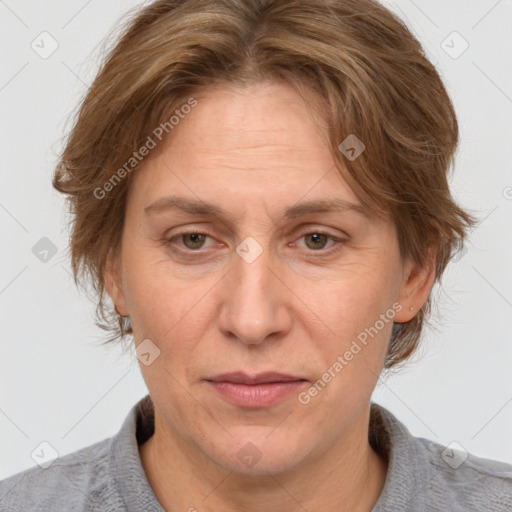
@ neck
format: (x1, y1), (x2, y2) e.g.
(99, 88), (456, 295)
(139, 405), (388, 512)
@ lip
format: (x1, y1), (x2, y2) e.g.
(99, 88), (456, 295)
(207, 371), (306, 385)
(205, 372), (308, 408)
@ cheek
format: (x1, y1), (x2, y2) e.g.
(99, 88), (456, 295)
(120, 244), (216, 347)
(308, 265), (399, 343)
(295, 255), (401, 400)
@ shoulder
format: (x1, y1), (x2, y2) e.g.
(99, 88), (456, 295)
(0, 437), (122, 512)
(416, 436), (512, 511)
(370, 403), (512, 512)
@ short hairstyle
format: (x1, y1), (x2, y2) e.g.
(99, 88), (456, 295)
(53, 0), (475, 369)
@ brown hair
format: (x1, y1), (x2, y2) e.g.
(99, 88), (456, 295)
(53, 0), (475, 368)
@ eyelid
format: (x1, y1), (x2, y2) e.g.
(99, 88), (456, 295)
(294, 225), (348, 238)
(166, 223), (348, 240)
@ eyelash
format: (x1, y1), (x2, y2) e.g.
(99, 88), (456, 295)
(164, 229), (346, 257)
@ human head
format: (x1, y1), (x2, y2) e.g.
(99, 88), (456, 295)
(53, 0), (474, 370)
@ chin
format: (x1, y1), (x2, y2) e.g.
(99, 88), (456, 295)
(208, 428), (312, 476)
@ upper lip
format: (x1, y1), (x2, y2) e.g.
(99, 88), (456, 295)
(206, 372), (307, 385)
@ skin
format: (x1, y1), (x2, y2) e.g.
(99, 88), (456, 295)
(106, 81), (435, 512)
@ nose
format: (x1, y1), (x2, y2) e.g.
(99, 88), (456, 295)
(217, 241), (293, 346)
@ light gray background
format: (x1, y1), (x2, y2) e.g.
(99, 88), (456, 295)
(1, 0), (511, 479)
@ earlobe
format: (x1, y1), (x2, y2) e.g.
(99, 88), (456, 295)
(394, 251), (436, 323)
(104, 252), (129, 317)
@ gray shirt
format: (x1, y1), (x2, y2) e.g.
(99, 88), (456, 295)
(1, 395), (511, 511)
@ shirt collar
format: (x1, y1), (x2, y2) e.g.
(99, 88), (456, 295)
(369, 402), (433, 511)
(109, 395), (163, 511)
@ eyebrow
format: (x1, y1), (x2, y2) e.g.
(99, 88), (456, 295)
(144, 195), (369, 223)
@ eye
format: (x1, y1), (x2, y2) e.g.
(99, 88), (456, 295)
(166, 232), (215, 251)
(302, 232), (335, 250)
(294, 231), (344, 253)
(165, 230), (345, 256)
(182, 233), (208, 250)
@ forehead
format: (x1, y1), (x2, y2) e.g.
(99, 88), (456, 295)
(128, 81), (361, 215)
(166, 81), (332, 166)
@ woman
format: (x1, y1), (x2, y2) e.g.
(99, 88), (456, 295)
(1, 0), (511, 510)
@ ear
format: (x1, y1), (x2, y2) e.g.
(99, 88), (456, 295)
(104, 249), (129, 317)
(393, 248), (436, 323)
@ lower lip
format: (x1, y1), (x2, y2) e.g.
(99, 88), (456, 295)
(206, 380), (307, 408)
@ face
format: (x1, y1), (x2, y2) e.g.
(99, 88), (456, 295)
(107, 81), (430, 475)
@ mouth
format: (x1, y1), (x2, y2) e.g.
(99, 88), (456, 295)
(205, 372), (308, 408)
(207, 371), (307, 385)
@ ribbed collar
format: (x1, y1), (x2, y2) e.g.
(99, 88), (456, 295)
(109, 395), (163, 511)
(369, 402), (432, 511)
